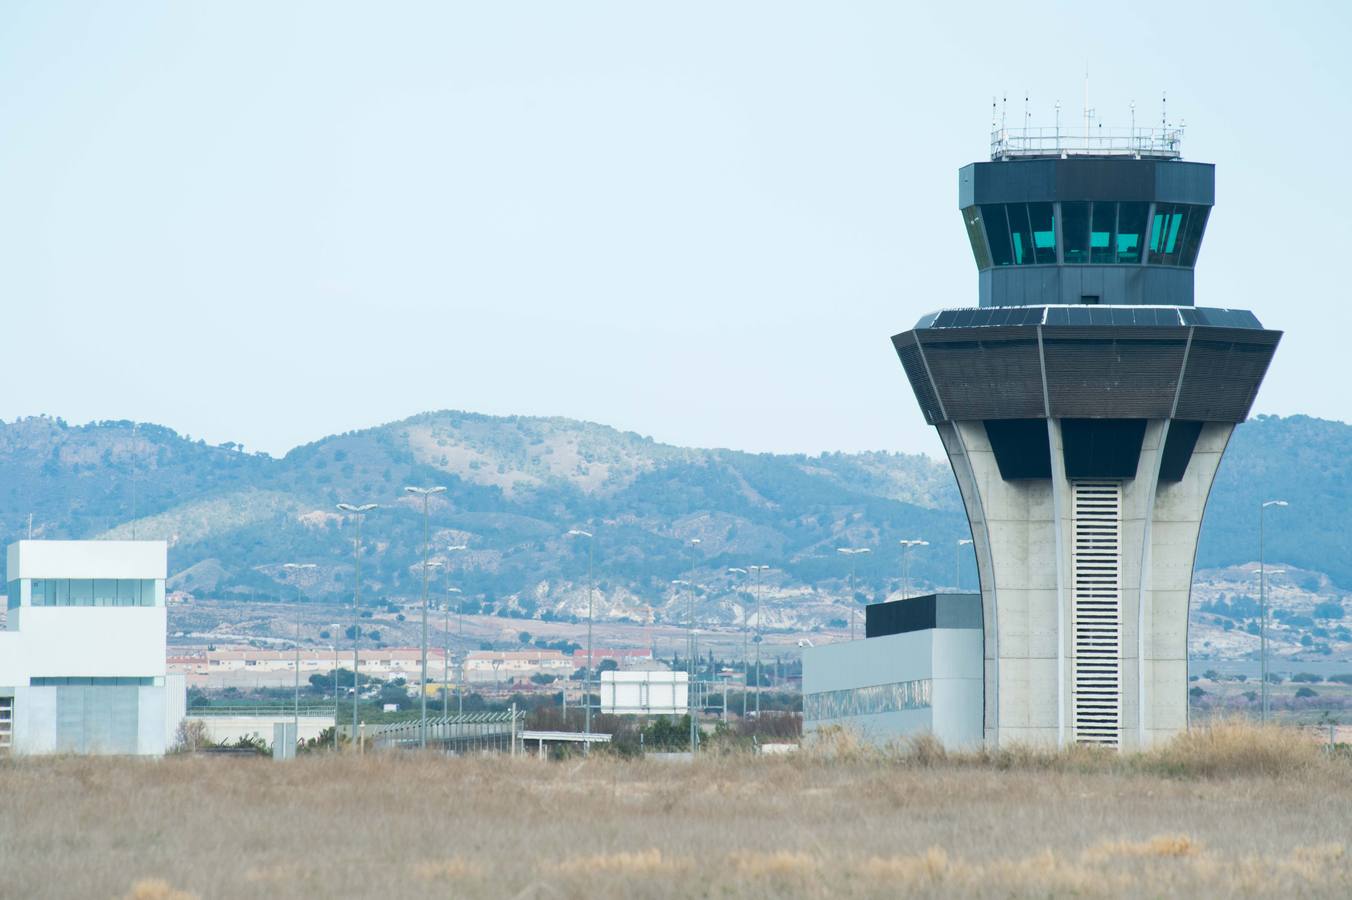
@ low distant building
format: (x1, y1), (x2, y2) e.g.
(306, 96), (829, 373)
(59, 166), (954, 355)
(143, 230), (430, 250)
(801, 593), (982, 749)
(464, 649), (572, 684)
(572, 647), (654, 668)
(1, 541), (185, 755)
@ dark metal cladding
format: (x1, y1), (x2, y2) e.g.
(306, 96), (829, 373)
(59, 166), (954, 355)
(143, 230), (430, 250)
(890, 308), (1281, 425)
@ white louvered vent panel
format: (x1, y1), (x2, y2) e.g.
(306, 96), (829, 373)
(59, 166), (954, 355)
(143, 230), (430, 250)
(1072, 481), (1122, 747)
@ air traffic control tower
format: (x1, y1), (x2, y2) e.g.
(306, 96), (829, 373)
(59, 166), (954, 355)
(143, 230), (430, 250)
(893, 124), (1280, 749)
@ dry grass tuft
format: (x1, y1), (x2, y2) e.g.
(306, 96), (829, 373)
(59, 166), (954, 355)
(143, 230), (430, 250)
(861, 846), (950, 882)
(412, 858), (484, 880)
(551, 848), (688, 877)
(123, 879), (199, 900)
(1137, 718), (1326, 778)
(1082, 833), (1201, 861)
(727, 849), (820, 878)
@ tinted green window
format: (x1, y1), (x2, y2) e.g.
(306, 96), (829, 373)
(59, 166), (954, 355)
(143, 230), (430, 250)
(961, 206), (992, 269)
(118, 579), (140, 606)
(1177, 206), (1209, 266)
(30, 579), (46, 606)
(93, 579), (118, 607)
(69, 580), (93, 605)
(1028, 202), (1056, 263)
(1009, 204), (1035, 264)
(981, 205), (1013, 266)
(8, 580), (19, 610)
(1061, 202), (1090, 263)
(1116, 202), (1148, 263)
(1149, 203), (1186, 264)
(54, 580), (69, 606)
(1090, 202), (1116, 263)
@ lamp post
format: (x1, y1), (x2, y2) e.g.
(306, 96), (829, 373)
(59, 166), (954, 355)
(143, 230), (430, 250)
(328, 623), (341, 751)
(1260, 499), (1288, 723)
(282, 563), (316, 749)
(337, 502), (378, 749)
(747, 564), (770, 719)
(956, 539), (973, 592)
(837, 548), (870, 640)
(672, 579), (698, 752)
(405, 485), (447, 749)
(443, 583), (461, 719)
(728, 568), (749, 718)
(899, 539), (929, 600)
(566, 529), (595, 746)
(444, 544), (468, 716)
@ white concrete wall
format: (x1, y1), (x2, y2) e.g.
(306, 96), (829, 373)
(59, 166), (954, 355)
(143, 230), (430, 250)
(191, 715), (332, 745)
(8, 540), (168, 579)
(941, 417), (1231, 750)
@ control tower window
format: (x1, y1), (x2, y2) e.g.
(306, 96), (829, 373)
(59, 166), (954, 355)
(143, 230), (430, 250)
(1090, 202), (1117, 263)
(1062, 202), (1090, 263)
(1177, 206), (1209, 266)
(1116, 202), (1148, 263)
(981, 204), (1013, 266)
(1149, 203), (1185, 265)
(1007, 204), (1034, 264)
(962, 206), (993, 270)
(1029, 202), (1056, 263)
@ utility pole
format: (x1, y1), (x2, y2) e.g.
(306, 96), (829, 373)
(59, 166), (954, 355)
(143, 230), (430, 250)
(748, 564), (770, 720)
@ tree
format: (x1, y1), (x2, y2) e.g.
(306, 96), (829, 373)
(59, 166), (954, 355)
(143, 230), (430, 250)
(1296, 687), (1319, 699)
(598, 658), (619, 673)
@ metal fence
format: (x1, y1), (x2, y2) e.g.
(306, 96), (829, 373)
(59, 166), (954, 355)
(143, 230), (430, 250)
(358, 709), (525, 754)
(991, 126), (1184, 160)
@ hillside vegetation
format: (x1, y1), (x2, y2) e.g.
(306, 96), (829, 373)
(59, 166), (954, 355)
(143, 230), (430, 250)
(0, 412), (1345, 628)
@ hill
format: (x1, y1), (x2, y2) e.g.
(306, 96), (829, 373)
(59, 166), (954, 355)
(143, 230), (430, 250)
(0, 412), (1346, 632)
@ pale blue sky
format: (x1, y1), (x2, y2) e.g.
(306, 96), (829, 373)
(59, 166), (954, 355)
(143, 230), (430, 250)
(0, 2), (1346, 458)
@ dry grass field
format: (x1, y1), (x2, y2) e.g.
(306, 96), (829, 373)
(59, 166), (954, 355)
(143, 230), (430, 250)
(2, 723), (1351, 899)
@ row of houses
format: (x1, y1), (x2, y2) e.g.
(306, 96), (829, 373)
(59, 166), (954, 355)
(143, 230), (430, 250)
(169, 646), (655, 686)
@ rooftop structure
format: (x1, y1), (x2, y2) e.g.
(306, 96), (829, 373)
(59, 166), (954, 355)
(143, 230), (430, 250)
(1, 541), (185, 755)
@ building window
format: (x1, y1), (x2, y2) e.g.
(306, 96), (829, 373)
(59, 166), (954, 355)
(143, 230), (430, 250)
(1115, 202), (1149, 263)
(803, 678), (932, 722)
(18, 578), (160, 608)
(30, 677), (155, 686)
(1061, 202), (1090, 263)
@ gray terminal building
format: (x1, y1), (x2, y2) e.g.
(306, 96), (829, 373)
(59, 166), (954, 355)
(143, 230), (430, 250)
(887, 126), (1280, 750)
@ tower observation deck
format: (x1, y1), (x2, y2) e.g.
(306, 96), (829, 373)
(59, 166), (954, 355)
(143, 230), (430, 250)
(892, 127), (1280, 750)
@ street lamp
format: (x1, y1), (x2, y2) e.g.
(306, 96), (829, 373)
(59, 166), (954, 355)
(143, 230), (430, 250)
(746, 564), (770, 719)
(336, 502), (378, 749)
(728, 568), (749, 718)
(282, 563), (316, 749)
(837, 548), (870, 641)
(956, 539), (973, 592)
(672, 579), (697, 752)
(1260, 499), (1288, 723)
(405, 485), (447, 749)
(443, 582), (462, 719)
(328, 623), (341, 751)
(566, 529), (595, 747)
(899, 539), (929, 600)
(445, 544), (468, 716)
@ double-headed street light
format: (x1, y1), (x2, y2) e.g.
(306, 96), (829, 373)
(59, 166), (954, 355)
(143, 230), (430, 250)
(746, 565), (771, 719)
(405, 486), (447, 749)
(899, 539), (929, 600)
(336, 502), (378, 748)
(956, 539), (973, 592)
(566, 529), (595, 746)
(1260, 499), (1288, 723)
(837, 548), (871, 641)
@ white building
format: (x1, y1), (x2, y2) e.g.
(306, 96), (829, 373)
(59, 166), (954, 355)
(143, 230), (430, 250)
(1, 541), (185, 755)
